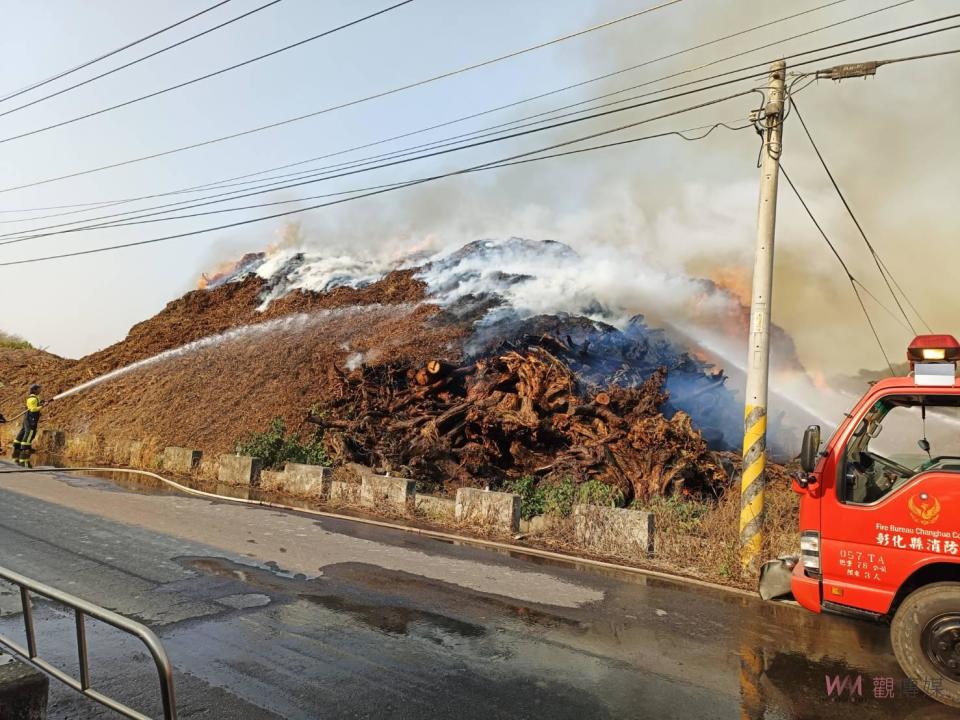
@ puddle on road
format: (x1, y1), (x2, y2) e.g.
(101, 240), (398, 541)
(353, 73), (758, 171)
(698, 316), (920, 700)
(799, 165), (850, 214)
(178, 555), (942, 719)
(7, 459), (949, 718)
(302, 594), (486, 641)
(180, 555), (487, 644)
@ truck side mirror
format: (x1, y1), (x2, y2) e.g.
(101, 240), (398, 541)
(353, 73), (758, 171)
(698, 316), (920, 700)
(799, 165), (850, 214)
(800, 425), (821, 473)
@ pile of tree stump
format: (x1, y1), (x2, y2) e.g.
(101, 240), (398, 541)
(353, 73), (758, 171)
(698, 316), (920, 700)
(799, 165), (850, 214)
(312, 342), (726, 502)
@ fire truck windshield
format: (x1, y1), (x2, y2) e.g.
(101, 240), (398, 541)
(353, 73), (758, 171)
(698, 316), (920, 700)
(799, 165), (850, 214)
(841, 394), (960, 504)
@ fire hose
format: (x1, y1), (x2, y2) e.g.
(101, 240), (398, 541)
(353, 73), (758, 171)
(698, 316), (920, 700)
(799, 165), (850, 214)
(0, 464), (757, 598)
(0, 397), (59, 426)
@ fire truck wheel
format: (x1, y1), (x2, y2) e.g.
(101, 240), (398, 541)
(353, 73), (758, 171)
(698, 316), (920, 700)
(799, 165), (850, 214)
(891, 582), (960, 708)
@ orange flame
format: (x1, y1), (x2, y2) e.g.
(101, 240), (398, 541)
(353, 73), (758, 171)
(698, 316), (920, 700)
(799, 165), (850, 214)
(197, 259), (244, 289)
(708, 266), (752, 306)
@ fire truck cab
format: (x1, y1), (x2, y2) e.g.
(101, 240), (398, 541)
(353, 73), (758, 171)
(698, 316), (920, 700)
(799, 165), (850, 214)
(784, 335), (960, 707)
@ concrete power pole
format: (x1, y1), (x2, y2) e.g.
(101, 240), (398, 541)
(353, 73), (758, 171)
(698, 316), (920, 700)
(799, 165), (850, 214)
(740, 60), (785, 570)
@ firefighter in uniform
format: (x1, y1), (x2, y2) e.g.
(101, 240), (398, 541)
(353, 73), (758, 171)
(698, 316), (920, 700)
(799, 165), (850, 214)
(12, 384), (43, 459)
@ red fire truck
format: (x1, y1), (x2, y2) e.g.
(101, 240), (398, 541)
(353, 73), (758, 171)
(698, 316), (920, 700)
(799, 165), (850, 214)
(762, 334), (960, 706)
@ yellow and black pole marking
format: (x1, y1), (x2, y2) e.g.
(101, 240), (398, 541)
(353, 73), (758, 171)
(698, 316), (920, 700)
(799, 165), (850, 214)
(740, 405), (766, 569)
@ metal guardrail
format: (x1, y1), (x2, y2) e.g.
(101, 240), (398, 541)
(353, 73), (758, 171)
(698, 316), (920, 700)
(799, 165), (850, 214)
(0, 564), (176, 720)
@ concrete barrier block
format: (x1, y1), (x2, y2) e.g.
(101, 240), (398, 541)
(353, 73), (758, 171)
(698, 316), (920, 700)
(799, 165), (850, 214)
(455, 488), (521, 532)
(282, 463), (331, 496)
(329, 480), (359, 505)
(36, 429), (66, 453)
(360, 475), (415, 512)
(572, 505), (654, 556)
(0, 653), (49, 719)
(162, 447), (202, 474)
(65, 433), (104, 460)
(218, 455), (263, 486)
(258, 470), (286, 492)
(415, 495), (455, 519)
(519, 514), (556, 535)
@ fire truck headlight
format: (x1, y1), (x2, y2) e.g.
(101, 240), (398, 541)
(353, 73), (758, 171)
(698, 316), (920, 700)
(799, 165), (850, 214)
(800, 531), (820, 571)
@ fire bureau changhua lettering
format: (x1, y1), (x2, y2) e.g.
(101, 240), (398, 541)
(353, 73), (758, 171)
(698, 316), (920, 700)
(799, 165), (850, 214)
(761, 334), (960, 709)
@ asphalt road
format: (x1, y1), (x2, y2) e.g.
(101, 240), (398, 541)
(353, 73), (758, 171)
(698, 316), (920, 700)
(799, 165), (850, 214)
(0, 465), (950, 719)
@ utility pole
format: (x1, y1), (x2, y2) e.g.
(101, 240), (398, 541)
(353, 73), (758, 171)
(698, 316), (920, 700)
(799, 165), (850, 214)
(740, 59), (785, 571)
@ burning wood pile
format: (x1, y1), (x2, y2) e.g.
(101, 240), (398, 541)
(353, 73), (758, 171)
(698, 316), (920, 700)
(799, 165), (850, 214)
(313, 341), (727, 502)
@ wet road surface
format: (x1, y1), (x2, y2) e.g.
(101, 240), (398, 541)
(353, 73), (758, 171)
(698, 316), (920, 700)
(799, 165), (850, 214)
(0, 464), (951, 719)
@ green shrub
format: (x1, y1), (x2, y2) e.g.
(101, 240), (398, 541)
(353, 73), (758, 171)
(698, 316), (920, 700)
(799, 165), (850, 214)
(235, 418), (329, 470)
(504, 476), (624, 519)
(0, 332), (32, 350)
(503, 475), (545, 520)
(638, 494), (712, 533)
(577, 478), (624, 508)
(543, 477), (577, 517)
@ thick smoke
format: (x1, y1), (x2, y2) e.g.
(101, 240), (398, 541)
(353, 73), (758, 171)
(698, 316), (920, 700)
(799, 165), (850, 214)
(202, 0), (960, 440)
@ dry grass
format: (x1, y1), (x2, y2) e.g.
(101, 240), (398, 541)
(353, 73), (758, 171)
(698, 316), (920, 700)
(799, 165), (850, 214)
(642, 482), (800, 586)
(64, 433), (105, 460)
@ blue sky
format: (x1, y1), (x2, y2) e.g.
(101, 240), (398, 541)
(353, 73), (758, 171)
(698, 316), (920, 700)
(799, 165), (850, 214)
(1, 0), (958, 371)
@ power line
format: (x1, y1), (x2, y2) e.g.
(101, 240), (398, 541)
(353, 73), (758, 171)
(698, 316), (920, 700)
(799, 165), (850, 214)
(0, 0), (236, 103)
(1, 4), (952, 200)
(0, 0), (418, 147)
(0, 71), (774, 244)
(0, 2), (945, 235)
(0, 0), (286, 121)
(0, 88), (756, 266)
(22, 0), (955, 196)
(779, 165), (896, 374)
(808, 46), (960, 79)
(125, 0), (877, 200)
(0, 81), (764, 242)
(6, 108), (757, 239)
(0, 76), (771, 242)
(0, 0), (878, 219)
(6, 119), (754, 234)
(6, 13), (958, 241)
(790, 98), (931, 334)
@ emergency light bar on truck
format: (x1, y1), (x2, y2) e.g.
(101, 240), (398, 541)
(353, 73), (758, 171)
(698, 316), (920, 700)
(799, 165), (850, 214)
(908, 334), (959, 387)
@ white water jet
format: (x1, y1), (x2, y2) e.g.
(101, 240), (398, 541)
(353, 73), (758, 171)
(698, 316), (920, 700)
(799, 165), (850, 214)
(53, 305), (403, 401)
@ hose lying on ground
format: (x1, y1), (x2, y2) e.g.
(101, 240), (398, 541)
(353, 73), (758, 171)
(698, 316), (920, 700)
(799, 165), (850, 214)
(0, 464), (755, 598)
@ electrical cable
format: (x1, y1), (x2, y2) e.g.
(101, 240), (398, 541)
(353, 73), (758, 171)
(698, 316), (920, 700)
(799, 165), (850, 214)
(3, 8), (953, 239)
(5, 118), (754, 237)
(0, 0), (883, 224)
(0, 0), (286, 121)
(0, 0), (681, 149)
(0, 0), (418, 146)
(0, 0), (946, 198)
(0, 88), (758, 266)
(791, 98), (931, 334)
(0, 74), (777, 242)
(779, 165), (897, 374)
(0, 0), (875, 219)
(0, 70), (775, 244)
(93, 1), (877, 203)
(0, 0), (235, 103)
